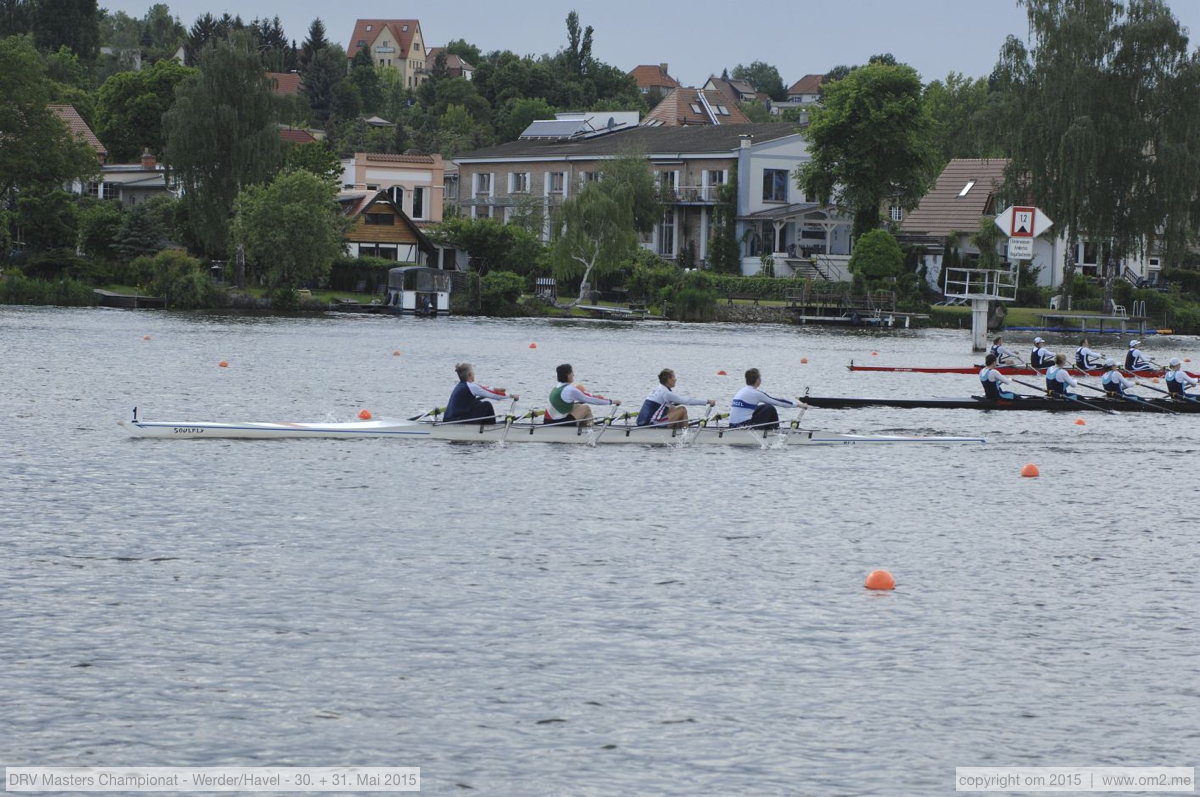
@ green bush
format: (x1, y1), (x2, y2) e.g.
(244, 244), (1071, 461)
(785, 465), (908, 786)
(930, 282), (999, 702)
(329, 256), (398, 293)
(145, 250), (224, 309)
(479, 270), (526, 316)
(663, 270), (720, 321)
(0, 274), (96, 306)
(626, 261), (681, 303)
(21, 249), (88, 281)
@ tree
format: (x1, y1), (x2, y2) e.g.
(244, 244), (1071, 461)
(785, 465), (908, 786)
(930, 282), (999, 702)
(33, 0), (99, 59)
(283, 141), (342, 183)
(561, 11), (592, 78)
(550, 153), (659, 305)
(444, 38), (480, 67)
(76, 198), (124, 260)
(847, 228), (904, 293)
(95, 59), (194, 162)
(302, 44), (348, 125)
(232, 168), (348, 289)
(113, 200), (167, 259)
(495, 97), (554, 143)
(141, 4), (186, 63)
(428, 216), (543, 276)
(0, 0), (33, 38)
(923, 72), (996, 168)
(299, 17), (326, 71)
(994, 0), (1200, 310)
(0, 35), (98, 200)
(797, 62), (936, 241)
(348, 47), (382, 113)
(708, 170), (740, 273)
(162, 31), (281, 257)
(732, 61), (786, 101)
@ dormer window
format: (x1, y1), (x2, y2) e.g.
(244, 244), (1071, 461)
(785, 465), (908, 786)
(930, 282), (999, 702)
(689, 103), (702, 113)
(957, 180), (976, 197)
(365, 24), (372, 31)
(402, 24), (408, 31)
(716, 106), (730, 115)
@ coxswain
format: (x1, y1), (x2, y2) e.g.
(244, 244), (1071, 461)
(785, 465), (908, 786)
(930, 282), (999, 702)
(1100, 359), (1136, 398)
(1030, 336), (1055, 370)
(979, 353), (1016, 400)
(444, 362), (518, 425)
(1074, 337), (1105, 371)
(636, 368), (715, 429)
(545, 363), (620, 425)
(989, 336), (1019, 366)
(729, 368), (800, 430)
(1125, 340), (1153, 372)
(1163, 358), (1199, 401)
(1044, 353), (1078, 397)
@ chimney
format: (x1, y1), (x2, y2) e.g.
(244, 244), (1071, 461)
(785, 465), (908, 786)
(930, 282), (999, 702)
(660, 62), (669, 76)
(739, 134), (753, 149)
(140, 149), (156, 169)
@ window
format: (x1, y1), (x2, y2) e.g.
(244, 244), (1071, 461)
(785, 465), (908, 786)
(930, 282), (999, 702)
(957, 180), (976, 198)
(658, 170), (678, 198)
(888, 206), (904, 222)
(102, 182), (119, 200)
(401, 24), (408, 31)
(387, 185), (404, 207)
(658, 210), (676, 256)
(474, 205), (491, 220)
(412, 186), (425, 219)
(364, 212), (394, 225)
(548, 172), (565, 194)
(716, 105), (729, 116)
(474, 173), (492, 196)
(358, 40), (367, 48)
(365, 25), (372, 31)
(762, 169), (788, 202)
(509, 172), (529, 193)
(444, 176), (458, 200)
(689, 103), (702, 113)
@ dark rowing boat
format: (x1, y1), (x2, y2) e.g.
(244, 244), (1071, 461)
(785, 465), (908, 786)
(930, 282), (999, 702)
(801, 395), (1200, 413)
(846, 362), (1193, 378)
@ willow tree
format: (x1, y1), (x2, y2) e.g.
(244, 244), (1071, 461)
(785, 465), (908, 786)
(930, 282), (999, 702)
(163, 30), (280, 258)
(994, 0), (1200, 310)
(797, 61), (936, 241)
(549, 153), (659, 306)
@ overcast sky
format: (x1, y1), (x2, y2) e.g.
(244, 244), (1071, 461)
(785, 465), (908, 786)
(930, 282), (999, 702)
(104, 0), (1200, 86)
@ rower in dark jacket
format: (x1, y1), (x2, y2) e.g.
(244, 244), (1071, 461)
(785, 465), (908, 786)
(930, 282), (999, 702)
(979, 353), (1016, 400)
(1030, 337), (1055, 369)
(445, 362), (518, 424)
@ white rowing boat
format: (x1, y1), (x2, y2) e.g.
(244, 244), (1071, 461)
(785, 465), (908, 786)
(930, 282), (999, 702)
(118, 410), (985, 445)
(429, 418), (985, 446)
(119, 417), (427, 439)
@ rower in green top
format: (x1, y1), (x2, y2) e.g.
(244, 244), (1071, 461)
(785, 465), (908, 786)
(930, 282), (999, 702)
(545, 363), (621, 426)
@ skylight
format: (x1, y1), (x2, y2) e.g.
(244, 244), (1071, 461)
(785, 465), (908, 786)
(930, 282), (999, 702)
(957, 180), (976, 197)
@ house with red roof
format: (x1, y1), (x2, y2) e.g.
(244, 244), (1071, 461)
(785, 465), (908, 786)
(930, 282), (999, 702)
(338, 189), (437, 264)
(425, 47), (474, 79)
(347, 19), (428, 89)
(265, 72), (302, 96)
(340, 151), (446, 227)
(629, 63), (679, 94)
(642, 87), (751, 126)
(49, 104), (107, 163)
(771, 74), (825, 117)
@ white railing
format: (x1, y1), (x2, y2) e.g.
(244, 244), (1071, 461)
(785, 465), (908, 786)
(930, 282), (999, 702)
(943, 267), (1018, 301)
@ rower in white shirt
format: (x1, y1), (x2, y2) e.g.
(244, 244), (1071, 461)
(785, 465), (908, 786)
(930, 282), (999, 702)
(1030, 337), (1055, 369)
(988, 336), (1019, 366)
(1100, 359), (1136, 398)
(1044, 353), (1078, 397)
(1074, 337), (1106, 370)
(1125, 340), (1153, 372)
(979, 353), (1016, 400)
(636, 368), (715, 428)
(1163, 358), (1199, 401)
(729, 368), (799, 430)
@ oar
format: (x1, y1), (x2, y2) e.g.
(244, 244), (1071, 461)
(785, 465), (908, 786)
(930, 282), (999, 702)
(682, 404), (714, 446)
(1009, 376), (1119, 415)
(498, 398), (521, 444)
(588, 404), (623, 446)
(1071, 379), (1177, 414)
(408, 406), (445, 421)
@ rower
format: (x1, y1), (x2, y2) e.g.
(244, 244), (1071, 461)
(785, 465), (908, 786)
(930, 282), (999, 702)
(1074, 337), (1105, 370)
(636, 368), (715, 429)
(545, 363), (620, 425)
(445, 362), (518, 425)
(989, 336), (1019, 366)
(1030, 336), (1055, 369)
(1044, 353), (1078, 397)
(979, 353), (1016, 400)
(1125, 340), (1153, 372)
(1163, 358), (1199, 401)
(1100, 358), (1135, 398)
(729, 368), (799, 430)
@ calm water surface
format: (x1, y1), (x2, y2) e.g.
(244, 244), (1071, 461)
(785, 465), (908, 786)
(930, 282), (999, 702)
(2, 307), (1197, 795)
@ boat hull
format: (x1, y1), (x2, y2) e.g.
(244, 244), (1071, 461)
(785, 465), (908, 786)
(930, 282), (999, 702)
(847, 363), (1191, 378)
(430, 420), (984, 445)
(119, 418), (429, 439)
(802, 395), (1200, 412)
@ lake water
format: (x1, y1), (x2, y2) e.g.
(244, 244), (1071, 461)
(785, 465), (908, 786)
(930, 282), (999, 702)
(2, 307), (1197, 795)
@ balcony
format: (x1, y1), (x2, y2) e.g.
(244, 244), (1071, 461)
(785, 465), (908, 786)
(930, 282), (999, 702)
(660, 185), (724, 204)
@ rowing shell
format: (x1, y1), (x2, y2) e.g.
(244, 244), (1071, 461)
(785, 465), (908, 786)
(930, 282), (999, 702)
(802, 395), (1200, 413)
(119, 418), (428, 438)
(847, 362), (1193, 378)
(430, 420), (985, 446)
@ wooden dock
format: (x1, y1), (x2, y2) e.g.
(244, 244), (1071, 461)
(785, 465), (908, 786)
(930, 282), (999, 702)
(93, 289), (165, 309)
(1036, 312), (1148, 334)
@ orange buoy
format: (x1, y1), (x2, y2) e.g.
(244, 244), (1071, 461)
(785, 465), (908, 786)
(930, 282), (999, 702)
(218, 360), (229, 368)
(358, 409), (372, 420)
(864, 569), (895, 590)
(871, 351), (879, 356)
(529, 343), (537, 349)
(1186, 358), (1192, 363)
(717, 370), (727, 375)
(392, 350), (401, 356)
(1021, 463), (1040, 478)
(1074, 418), (1086, 426)
(142, 335), (152, 341)
(800, 357), (809, 364)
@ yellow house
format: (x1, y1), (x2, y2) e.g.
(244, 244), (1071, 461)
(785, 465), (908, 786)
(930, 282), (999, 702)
(347, 19), (428, 89)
